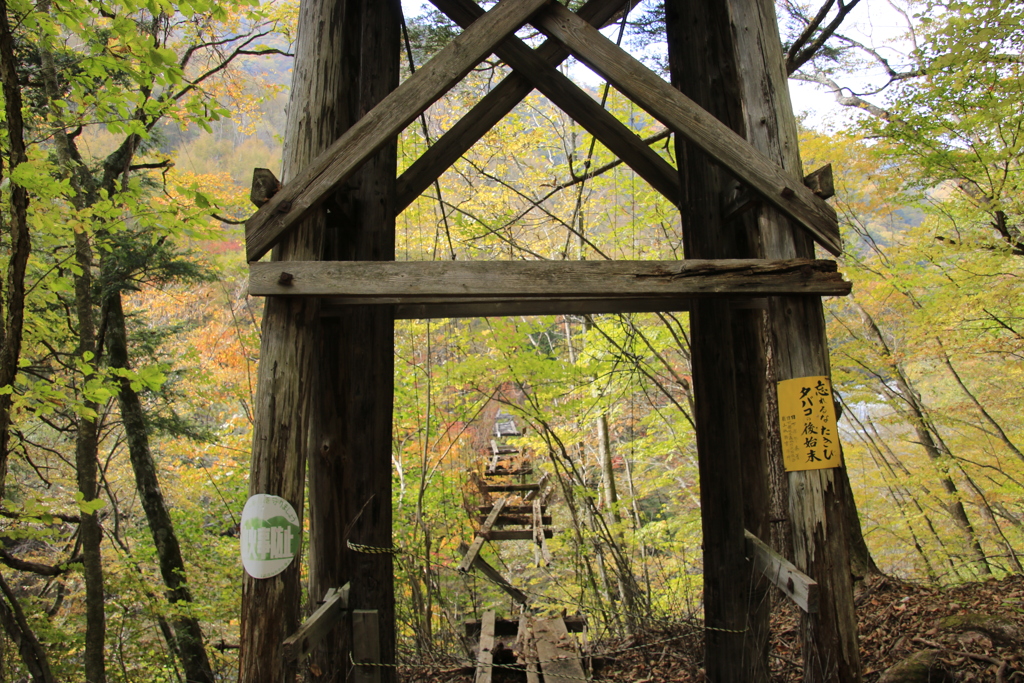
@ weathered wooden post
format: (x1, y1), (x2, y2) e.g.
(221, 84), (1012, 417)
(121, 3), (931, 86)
(727, 0), (863, 680)
(237, 18), (324, 683)
(664, 1), (771, 679)
(306, 1), (399, 681)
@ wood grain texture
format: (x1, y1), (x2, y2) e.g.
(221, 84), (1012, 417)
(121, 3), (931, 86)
(459, 497), (507, 572)
(665, 0), (771, 678)
(532, 2), (842, 255)
(245, 0), (552, 260)
(744, 531), (818, 613)
(302, 3), (399, 682)
(726, 0), (862, 680)
(351, 610), (381, 683)
(250, 259), (851, 298)
(533, 618), (586, 683)
(395, 0), (632, 211)
(282, 585), (351, 662)
(474, 611), (496, 683)
(429, 0), (680, 204)
(237, 0), (331, 677)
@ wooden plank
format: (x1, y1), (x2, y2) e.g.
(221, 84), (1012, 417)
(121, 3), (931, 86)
(533, 617), (586, 683)
(483, 483), (540, 493)
(457, 542), (530, 604)
(466, 615), (585, 637)
(352, 610), (381, 683)
(322, 296), (773, 319)
(524, 472), (550, 503)
(478, 513), (552, 526)
(430, 0), (680, 205)
(479, 504), (546, 514)
(475, 610), (496, 683)
(494, 414), (520, 437)
(487, 529), (553, 540)
(519, 617), (541, 683)
(244, 0), (553, 261)
(531, 2), (842, 255)
(395, 0), (632, 211)
(249, 259), (852, 299)
(484, 467), (534, 477)
(491, 439), (518, 455)
(745, 530), (818, 613)
(533, 499), (554, 564)
(804, 164), (835, 200)
(282, 584), (350, 662)
(459, 497), (508, 572)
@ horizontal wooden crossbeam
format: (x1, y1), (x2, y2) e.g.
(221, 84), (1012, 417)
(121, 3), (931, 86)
(482, 483), (540, 493)
(531, 3), (842, 255)
(249, 259), (852, 302)
(487, 529), (553, 540)
(244, 0), (552, 261)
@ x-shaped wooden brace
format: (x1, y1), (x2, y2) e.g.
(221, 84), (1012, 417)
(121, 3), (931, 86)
(244, 0), (840, 262)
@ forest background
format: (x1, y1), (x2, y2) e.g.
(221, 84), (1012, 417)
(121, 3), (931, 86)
(0, 0), (1021, 680)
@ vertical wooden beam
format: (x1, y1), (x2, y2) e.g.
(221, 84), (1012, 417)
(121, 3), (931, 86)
(725, 1), (862, 680)
(664, 1), (771, 681)
(352, 610), (382, 683)
(306, 1), (399, 682)
(236, 0), (331, 678)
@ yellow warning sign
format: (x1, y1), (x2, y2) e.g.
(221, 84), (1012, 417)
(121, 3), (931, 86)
(777, 376), (841, 472)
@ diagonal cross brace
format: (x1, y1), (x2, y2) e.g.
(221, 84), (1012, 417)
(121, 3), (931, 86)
(531, 2), (842, 255)
(425, 0), (680, 205)
(244, 0), (553, 261)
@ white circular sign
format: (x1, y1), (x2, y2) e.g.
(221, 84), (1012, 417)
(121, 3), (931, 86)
(240, 494), (300, 579)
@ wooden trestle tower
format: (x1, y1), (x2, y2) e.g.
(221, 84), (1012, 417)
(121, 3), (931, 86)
(238, 0), (862, 681)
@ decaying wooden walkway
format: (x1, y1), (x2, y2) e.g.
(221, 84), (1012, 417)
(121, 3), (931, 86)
(459, 410), (588, 682)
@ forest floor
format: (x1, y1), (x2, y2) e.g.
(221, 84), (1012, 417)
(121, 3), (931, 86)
(401, 573), (1024, 682)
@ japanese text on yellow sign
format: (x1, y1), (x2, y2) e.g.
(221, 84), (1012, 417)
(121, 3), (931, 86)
(777, 376), (841, 472)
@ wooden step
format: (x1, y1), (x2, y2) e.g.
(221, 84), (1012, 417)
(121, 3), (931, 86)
(494, 415), (521, 437)
(483, 483), (539, 493)
(478, 514), (552, 527)
(533, 617), (586, 683)
(486, 529), (553, 541)
(479, 504), (546, 515)
(464, 615), (586, 637)
(490, 439), (519, 455)
(484, 467), (533, 477)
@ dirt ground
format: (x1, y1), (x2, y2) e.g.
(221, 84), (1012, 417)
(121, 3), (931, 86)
(400, 574), (1024, 681)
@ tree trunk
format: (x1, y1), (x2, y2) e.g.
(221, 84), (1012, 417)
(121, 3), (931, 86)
(106, 292), (215, 683)
(725, 0), (862, 680)
(237, 0), (329, 672)
(0, 0), (32, 500)
(305, 0), (399, 681)
(0, 570), (55, 683)
(665, 1), (771, 679)
(73, 230), (105, 683)
(856, 305), (991, 577)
